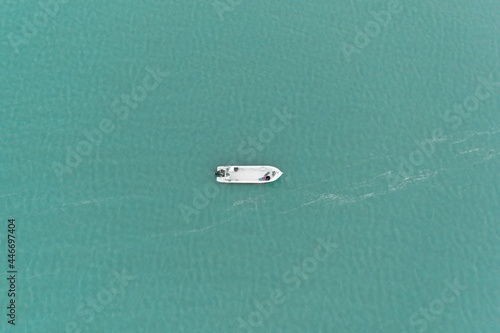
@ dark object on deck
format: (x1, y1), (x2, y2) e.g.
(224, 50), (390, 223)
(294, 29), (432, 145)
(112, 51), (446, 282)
(215, 169), (225, 177)
(234, 167), (239, 171)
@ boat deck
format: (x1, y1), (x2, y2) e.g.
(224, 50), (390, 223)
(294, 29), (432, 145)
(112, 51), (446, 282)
(216, 166), (282, 183)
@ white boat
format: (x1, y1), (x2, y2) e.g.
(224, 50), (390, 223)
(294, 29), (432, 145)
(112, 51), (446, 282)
(215, 166), (283, 184)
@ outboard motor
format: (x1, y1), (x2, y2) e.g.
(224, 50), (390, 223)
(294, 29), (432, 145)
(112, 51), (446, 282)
(215, 169), (225, 177)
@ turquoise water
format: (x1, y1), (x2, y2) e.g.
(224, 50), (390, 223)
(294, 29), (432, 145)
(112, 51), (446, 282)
(1, 0), (499, 332)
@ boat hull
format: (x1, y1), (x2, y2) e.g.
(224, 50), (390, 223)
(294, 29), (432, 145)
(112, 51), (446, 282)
(215, 166), (283, 184)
